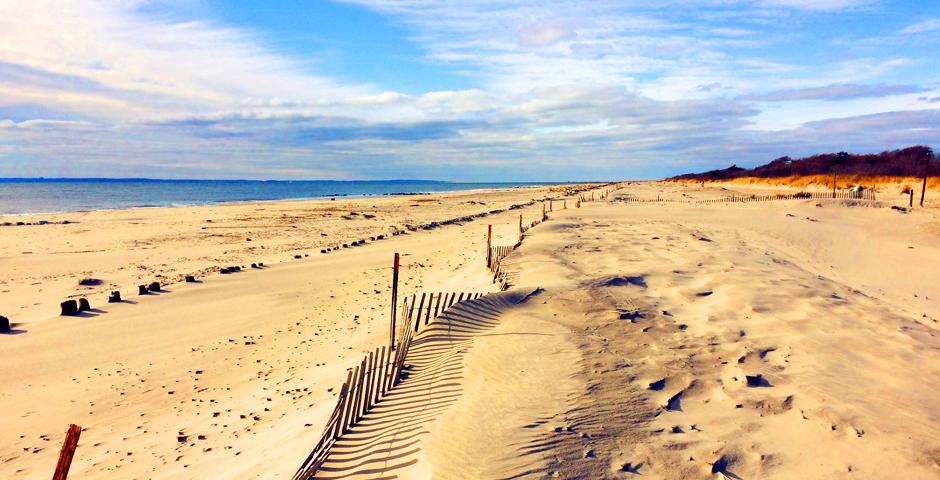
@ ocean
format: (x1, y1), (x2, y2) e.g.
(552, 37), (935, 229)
(0, 179), (563, 215)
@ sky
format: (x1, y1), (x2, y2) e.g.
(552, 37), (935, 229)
(0, 0), (938, 181)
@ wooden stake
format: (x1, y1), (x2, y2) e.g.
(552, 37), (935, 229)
(921, 151), (930, 207)
(486, 225), (493, 268)
(52, 424), (82, 480)
(910, 189), (914, 208)
(389, 253), (400, 351)
(832, 172), (837, 199)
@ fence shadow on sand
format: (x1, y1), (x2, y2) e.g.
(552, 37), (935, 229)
(313, 290), (534, 479)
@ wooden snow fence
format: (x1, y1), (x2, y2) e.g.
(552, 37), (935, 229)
(697, 190), (876, 204)
(292, 291), (483, 480)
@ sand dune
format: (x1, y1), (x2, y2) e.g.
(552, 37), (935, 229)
(2, 182), (939, 479)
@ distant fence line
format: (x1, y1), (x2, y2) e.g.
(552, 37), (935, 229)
(697, 190), (876, 204)
(613, 189), (877, 205)
(292, 290), (483, 480)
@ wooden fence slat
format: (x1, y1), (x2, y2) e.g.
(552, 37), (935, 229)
(342, 364), (359, 433)
(371, 347), (381, 404)
(424, 293), (434, 325)
(335, 370), (353, 438)
(354, 358), (366, 423)
(360, 352), (375, 415)
(414, 293), (426, 332)
(372, 347), (380, 405)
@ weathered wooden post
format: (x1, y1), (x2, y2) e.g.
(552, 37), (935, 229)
(910, 189), (914, 207)
(389, 253), (400, 351)
(518, 214), (523, 241)
(832, 172), (837, 199)
(921, 151), (930, 207)
(52, 424), (82, 480)
(563, 199), (567, 209)
(486, 225), (492, 269)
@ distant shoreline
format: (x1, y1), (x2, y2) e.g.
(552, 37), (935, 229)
(0, 179), (594, 216)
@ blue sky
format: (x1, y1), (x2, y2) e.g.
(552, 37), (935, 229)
(0, 0), (938, 181)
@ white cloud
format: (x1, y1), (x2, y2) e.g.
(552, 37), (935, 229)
(900, 18), (940, 35)
(0, 0), (373, 121)
(516, 21), (578, 46)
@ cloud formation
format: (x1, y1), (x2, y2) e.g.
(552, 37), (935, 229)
(0, 0), (938, 180)
(743, 84), (926, 102)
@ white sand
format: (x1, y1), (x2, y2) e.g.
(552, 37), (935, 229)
(2, 182), (939, 479)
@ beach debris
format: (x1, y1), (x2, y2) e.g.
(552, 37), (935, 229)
(108, 291), (122, 303)
(185, 275), (197, 282)
(78, 298), (91, 311)
(60, 300), (79, 316)
(294, 255), (302, 259)
(148, 282), (161, 292)
(78, 278), (103, 286)
(138, 285), (149, 295)
(0, 315), (9, 332)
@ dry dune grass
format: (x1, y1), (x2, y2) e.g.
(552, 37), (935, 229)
(724, 175), (940, 192)
(671, 175), (940, 193)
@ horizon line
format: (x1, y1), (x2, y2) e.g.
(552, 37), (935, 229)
(0, 177), (616, 184)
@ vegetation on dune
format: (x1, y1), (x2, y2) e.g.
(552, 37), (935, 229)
(668, 146), (937, 185)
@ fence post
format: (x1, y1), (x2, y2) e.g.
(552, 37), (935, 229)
(921, 152), (930, 207)
(910, 189), (914, 207)
(52, 424), (82, 480)
(486, 225), (492, 268)
(389, 253), (399, 351)
(832, 172), (836, 199)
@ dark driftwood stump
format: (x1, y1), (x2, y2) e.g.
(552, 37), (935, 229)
(78, 298), (91, 311)
(108, 291), (122, 303)
(138, 285), (149, 295)
(148, 282), (161, 292)
(61, 300), (79, 316)
(185, 275), (197, 282)
(0, 315), (9, 332)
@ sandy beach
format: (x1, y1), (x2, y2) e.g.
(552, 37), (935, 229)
(2, 182), (939, 479)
